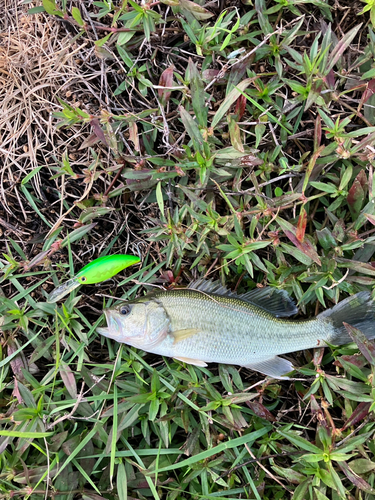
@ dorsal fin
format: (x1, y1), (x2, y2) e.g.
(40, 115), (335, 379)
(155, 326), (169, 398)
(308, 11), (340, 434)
(238, 287), (298, 318)
(188, 279), (298, 318)
(188, 279), (236, 296)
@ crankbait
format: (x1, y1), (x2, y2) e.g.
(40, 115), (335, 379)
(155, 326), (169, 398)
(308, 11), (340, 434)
(47, 254), (140, 303)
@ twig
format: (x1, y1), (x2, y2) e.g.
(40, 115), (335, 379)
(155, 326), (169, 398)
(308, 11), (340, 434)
(104, 164), (125, 197)
(244, 443), (293, 494)
(335, 418), (370, 449)
(0, 217), (22, 236)
(46, 383), (85, 430)
(45, 158), (97, 238)
(322, 269), (349, 290)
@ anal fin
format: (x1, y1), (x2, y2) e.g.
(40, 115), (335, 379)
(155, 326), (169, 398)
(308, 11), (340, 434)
(174, 356), (208, 367)
(172, 328), (200, 343)
(243, 356), (295, 379)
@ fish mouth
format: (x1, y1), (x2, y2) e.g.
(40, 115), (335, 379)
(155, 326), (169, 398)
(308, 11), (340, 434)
(97, 309), (111, 337)
(97, 326), (110, 336)
(97, 309), (123, 339)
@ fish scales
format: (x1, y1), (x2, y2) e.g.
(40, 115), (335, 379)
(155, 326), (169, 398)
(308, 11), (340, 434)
(97, 279), (375, 378)
(150, 290), (331, 364)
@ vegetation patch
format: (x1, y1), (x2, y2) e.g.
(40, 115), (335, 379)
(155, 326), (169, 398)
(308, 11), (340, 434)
(1, 0), (375, 498)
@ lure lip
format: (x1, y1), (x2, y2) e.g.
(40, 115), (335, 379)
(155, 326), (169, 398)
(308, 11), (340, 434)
(46, 277), (80, 303)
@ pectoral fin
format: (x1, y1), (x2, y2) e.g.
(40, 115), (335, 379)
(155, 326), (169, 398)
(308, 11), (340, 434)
(243, 356), (295, 379)
(174, 356), (207, 367)
(172, 328), (199, 343)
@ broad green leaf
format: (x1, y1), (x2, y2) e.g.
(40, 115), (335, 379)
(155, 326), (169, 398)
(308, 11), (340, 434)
(60, 223), (97, 248)
(42, 0), (63, 16)
(278, 429), (322, 454)
(310, 181), (337, 194)
(179, 105), (204, 150)
(180, 0), (214, 20)
(188, 59), (207, 128)
(212, 78), (254, 129)
(326, 24), (362, 73)
(71, 6), (84, 26)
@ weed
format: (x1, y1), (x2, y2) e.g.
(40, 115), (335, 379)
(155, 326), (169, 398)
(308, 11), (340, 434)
(2, 0), (375, 498)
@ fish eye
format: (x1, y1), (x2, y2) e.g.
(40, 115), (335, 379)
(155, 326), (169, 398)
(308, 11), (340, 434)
(120, 305), (130, 315)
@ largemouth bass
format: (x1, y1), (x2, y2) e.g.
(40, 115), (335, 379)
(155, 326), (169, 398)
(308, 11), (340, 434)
(97, 280), (375, 378)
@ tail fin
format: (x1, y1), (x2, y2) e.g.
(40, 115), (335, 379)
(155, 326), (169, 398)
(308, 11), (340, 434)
(318, 292), (375, 344)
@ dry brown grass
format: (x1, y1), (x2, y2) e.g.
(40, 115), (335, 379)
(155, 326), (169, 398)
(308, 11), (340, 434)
(0, 1), (84, 216)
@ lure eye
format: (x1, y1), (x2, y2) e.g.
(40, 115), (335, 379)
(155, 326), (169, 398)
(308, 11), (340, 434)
(80, 276), (87, 283)
(120, 305), (130, 315)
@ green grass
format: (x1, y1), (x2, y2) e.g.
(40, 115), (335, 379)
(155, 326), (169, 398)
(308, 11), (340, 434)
(1, 0), (375, 498)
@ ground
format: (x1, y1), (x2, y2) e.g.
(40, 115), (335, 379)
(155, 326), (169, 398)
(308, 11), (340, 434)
(1, 0), (375, 498)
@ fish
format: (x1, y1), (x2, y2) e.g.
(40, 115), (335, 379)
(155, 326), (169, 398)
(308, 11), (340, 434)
(97, 279), (375, 378)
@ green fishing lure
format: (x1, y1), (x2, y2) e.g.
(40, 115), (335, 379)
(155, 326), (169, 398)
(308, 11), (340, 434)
(47, 254), (140, 303)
